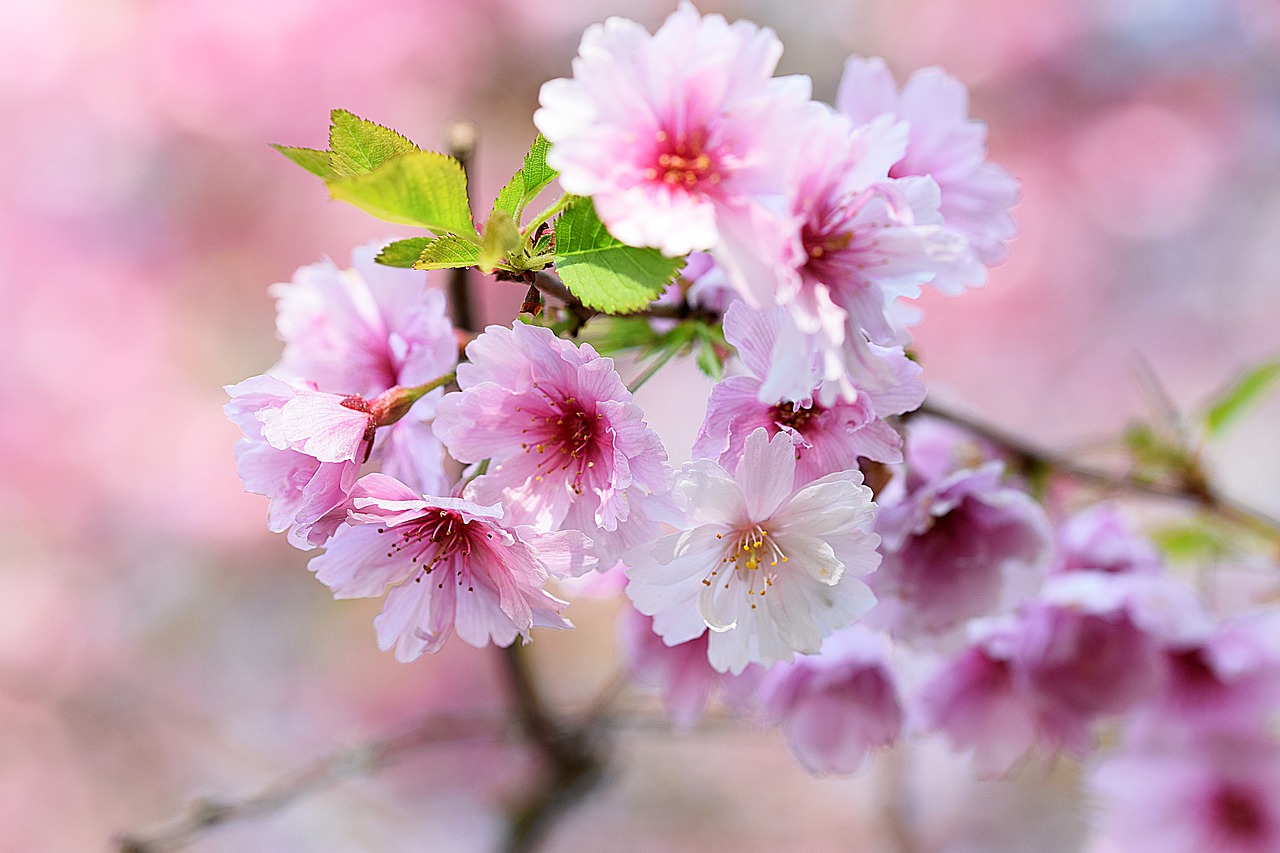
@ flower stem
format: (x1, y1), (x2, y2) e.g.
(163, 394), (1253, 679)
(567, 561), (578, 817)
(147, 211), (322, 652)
(523, 194), (571, 239)
(628, 345), (682, 394)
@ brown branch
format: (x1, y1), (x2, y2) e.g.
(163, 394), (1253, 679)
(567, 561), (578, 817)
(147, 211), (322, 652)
(114, 713), (508, 853)
(918, 399), (1280, 544)
(498, 642), (608, 853)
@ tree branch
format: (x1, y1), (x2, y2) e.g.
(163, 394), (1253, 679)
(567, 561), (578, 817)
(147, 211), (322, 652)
(917, 399), (1280, 544)
(114, 713), (508, 853)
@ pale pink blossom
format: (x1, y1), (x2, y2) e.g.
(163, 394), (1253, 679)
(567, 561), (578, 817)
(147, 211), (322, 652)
(224, 375), (375, 549)
(753, 626), (904, 775)
(693, 302), (923, 484)
(915, 615), (1090, 777)
(837, 57), (1019, 266)
(534, 2), (810, 256)
(309, 474), (593, 661)
(270, 243), (456, 494)
(1091, 737), (1280, 853)
(1052, 502), (1163, 576)
(433, 322), (669, 566)
(626, 428), (880, 675)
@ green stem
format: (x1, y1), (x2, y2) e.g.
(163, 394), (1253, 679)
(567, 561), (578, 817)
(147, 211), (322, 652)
(404, 371), (456, 403)
(628, 345), (682, 394)
(522, 194), (571, 239)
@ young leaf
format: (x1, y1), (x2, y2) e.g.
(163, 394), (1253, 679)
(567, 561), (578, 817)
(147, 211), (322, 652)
(272, 145), (337, 180)
(328, 109), (419, 178)
(375, 238), (433, 268)
(327, 151), (480, 241)
(493, 134), (558, 220)
(1202, 356), (1280, 437)
(553, 197), (683, 313)
(414, 235), (480, 270)
(477, 210), (521, 274)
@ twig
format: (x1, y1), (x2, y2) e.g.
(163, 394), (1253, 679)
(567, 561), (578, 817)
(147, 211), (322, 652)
(918, 399), (1280, 544)
(446, 120), (479, 332)
(114, 713), (507, 853)
(498, 642), (608, 853)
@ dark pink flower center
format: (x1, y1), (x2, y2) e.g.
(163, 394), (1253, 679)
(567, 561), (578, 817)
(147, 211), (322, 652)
(378, 509), (493, 592)
(1212, 786), (1266, 840)
(770, 400), (823, 433)
(646, 128), (724, 192)
(518, 387), (603, 494)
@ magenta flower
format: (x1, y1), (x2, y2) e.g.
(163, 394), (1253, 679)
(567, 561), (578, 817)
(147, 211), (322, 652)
(837, 57), (1019, 266)
(694, 302), (923, 484)
(753, 626), (903, 775)
(433, 322), (669, 566)
(270, 242), (457, 494)
(535, 2), (810, 256)
(1091, 737), (1280, 853)
(915, 616), (1090, 777)
(626, 428), (880, 675)
(224, 375), (376, 549)
(308, 474), (594, 661)
(872, 442), (1050, 641)
(1015, 571), (1209, 717)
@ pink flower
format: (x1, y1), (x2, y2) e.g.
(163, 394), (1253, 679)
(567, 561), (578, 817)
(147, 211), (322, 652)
(837, 57), (1019, 267)
(534, 2), (810, 256)
(872, 457), (1050, 642)
(693, 302), (923, 484)
(753, 626), (904, 775)
(433, 322), (669, 567)
(270, 243), (456, 494)
(626, 428), (880, 675)
(1091, 737), (1280, 853)
(915, 616), (1090, 777)
(1052, 503), (1163, 576)
(1015, 571), (1210, 717)
(308, 474), (594, 661)
(618, 608), (758, 731)
(224, 375), (375, 549)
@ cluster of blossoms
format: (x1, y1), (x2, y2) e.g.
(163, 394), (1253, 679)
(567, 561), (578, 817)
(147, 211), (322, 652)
(227, 5), (1280, 849)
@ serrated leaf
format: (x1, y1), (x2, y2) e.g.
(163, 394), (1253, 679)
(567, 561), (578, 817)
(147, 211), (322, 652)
(375, 238), (434, 268)
(413, 235), (480, 270)
(272, 145), (337, 179)
(553, 197), (683, 313)
(477, 210), (521, 273)
(328, 109), (419, 178)
(492, 134), (558, 220)
(327, 151), (479, 241)
(1203, 356), (1280, 437)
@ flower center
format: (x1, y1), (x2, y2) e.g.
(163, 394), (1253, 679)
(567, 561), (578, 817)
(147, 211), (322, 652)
(770, 400), (823, 433)
(703, 524), (788, 609)
(800, 217), (855, 281)
(646, 129), (724, 191)
(518, 385), (602, 495)
(1213, 786), (1266, 840)
(377, 509), (491, 592)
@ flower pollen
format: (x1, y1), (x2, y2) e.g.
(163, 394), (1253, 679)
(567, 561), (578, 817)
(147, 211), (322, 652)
(379, 509), (484, 592)
(516, 385), (603, 494)
(706, 524), (788, 609)
(647, 128), (726, 192)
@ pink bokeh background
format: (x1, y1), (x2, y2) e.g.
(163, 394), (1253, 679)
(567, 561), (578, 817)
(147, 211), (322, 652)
(3, 1), (1278, 850)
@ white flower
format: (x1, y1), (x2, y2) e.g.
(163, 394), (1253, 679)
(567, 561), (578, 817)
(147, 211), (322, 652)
(626, 428), (880, 674)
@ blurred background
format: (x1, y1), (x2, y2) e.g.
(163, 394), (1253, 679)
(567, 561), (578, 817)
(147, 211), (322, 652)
(3, 0), (1279, 850)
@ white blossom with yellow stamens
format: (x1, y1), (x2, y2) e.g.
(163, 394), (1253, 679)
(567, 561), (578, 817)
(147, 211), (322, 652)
(626, 428), (881, 674)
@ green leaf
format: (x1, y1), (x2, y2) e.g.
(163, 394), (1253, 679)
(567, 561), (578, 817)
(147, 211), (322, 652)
(694, 325), (727, 380)
(477, 210), (521, 273)
(493, 134), (558, 221)
(375, 238), (434, 268)
(413, 235), (480, 270)
(1202, 356), (1280, 437)
(1152, 521), (1232, 563)
(272, 145), (337, 179)
(327, 151), (479, 241)
(553, 197), (683, 313)
(328, 109), (419, 178)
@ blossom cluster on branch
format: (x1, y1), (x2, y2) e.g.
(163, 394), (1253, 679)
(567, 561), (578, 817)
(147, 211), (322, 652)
(222, 4), (1280, 850)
